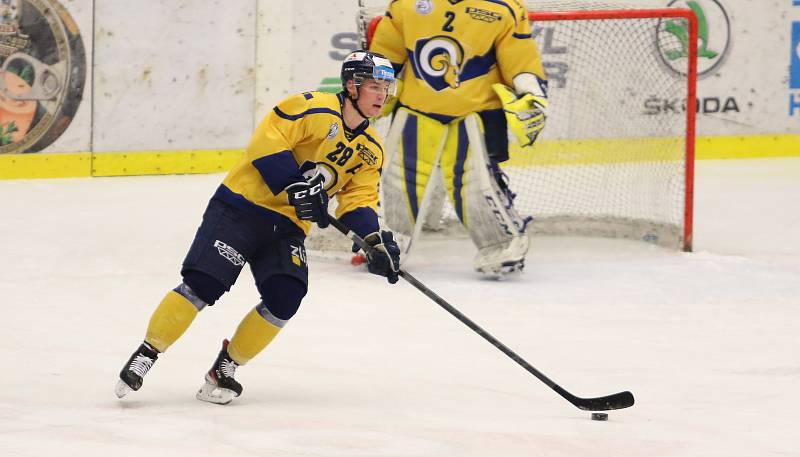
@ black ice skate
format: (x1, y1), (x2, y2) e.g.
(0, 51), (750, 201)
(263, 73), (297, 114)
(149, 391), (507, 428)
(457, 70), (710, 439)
(115, 342), (159, 398)
(196, 339), (242, 405)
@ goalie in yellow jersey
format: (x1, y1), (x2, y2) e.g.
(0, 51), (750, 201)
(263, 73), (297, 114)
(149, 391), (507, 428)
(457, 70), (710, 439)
(114, 51), (401, 405)
(368, 0), (548, 277)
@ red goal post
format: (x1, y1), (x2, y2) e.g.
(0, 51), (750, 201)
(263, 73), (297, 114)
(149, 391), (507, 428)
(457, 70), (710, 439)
(346, 3), (697, 254)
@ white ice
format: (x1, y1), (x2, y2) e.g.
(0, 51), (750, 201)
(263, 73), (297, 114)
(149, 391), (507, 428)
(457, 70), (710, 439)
(1, 158), (798, 457)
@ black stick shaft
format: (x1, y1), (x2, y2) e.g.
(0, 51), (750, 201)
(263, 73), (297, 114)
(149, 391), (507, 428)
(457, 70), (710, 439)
(326, 216), (634, 411)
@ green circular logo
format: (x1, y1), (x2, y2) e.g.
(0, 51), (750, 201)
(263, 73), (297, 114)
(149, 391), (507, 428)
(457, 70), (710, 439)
(657, 0), (732, 79)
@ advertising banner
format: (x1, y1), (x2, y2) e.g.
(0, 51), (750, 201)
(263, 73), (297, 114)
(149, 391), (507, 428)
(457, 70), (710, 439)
(0, 0), (90, 154)
(790, 20), (800, 116)
(2, 0), (798, 179)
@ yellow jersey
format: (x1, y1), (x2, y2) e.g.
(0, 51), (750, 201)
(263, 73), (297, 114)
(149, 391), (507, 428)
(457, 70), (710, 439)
(370, 0), (545, 118)
(221, 91), (384, 235)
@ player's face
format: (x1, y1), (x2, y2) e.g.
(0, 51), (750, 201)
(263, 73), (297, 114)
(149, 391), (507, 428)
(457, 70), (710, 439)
(356, 79), (390, 118)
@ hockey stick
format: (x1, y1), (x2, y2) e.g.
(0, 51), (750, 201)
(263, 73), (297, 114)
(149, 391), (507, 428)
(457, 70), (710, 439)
(356, 0), (370, 50)
(327, 215), (635, 411)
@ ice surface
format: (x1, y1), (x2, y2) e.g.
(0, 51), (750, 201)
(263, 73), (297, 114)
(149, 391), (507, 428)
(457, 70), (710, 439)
(1, 158), (798, 457)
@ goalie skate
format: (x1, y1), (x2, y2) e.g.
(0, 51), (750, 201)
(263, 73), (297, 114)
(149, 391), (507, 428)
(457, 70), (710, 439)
(196, 339), (243, 405)
(473, 235), (529, 278)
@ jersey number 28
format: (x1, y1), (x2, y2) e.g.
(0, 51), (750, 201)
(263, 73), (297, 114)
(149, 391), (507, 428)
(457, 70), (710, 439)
(326, 141), (353, 166)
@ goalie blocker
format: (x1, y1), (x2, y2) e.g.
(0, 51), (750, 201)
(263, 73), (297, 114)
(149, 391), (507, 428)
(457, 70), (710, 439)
(381, 108), (532, 277)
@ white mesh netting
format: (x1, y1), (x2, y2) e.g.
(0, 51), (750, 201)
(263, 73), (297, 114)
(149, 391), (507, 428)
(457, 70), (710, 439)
(310, 1), (694, 259)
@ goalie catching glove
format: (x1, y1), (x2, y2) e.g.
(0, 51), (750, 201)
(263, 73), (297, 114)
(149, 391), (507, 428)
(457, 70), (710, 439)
(493, 83), (548, 148)
(286, 171), (329, 228)
(363, 230), (401, 284)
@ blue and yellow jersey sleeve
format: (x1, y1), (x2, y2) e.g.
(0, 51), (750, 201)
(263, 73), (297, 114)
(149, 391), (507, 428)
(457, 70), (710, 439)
(228, 94), (311, 195)
(496, 1), (545, 84)
(369, 0), (546, 118)
(221, 92), (384, 236)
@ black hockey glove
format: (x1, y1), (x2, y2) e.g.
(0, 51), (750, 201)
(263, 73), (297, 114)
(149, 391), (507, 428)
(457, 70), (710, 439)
(286, 172), (329, 228)
(364, 230), (401, 284)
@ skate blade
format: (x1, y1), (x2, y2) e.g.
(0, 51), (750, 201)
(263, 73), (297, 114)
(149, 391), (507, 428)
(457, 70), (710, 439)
(196, 381), (237, 405)
(477, 263), (524, 279)
(115, 379), (133, 399)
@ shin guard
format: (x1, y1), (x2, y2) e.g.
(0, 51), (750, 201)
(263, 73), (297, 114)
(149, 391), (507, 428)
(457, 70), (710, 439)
(227, 304), (285, 365)
(145, 289), (200, 352)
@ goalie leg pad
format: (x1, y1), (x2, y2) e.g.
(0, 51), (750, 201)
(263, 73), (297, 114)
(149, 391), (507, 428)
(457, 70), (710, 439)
(437, 120), (470, 225)
(381, 108), (449, 249)
(451, 114), (533, 276)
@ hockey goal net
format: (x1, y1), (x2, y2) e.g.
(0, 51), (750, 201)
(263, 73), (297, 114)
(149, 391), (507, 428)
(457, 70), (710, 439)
(308, 0), (697, 259)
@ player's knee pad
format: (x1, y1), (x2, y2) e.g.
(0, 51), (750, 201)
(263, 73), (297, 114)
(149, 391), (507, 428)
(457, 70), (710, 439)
(256, 274), (307, 322)
(181, 269), (227, 307)
(172, 282), (209, 311)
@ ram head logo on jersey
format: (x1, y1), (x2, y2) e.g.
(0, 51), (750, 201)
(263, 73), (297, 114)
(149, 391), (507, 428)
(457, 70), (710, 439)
(412, 36), (464, 91)
(301, 161), (337, 192)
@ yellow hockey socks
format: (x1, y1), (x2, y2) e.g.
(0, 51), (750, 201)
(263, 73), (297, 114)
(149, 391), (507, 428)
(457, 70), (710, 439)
(227, 304), (286, 365)
(145, 290), (199, 352)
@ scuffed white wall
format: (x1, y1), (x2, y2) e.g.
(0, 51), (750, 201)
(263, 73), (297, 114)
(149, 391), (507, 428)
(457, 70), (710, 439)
(92, 0), (257, 151)
(255, 0), (800, 137)
(25, 0), (800, 156)
(255, 0), (358, 120)
(255, 1), (293, 122)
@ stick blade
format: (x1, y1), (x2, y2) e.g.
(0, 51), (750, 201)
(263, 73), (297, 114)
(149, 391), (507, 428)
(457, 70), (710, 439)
(574, 390), (635, 411)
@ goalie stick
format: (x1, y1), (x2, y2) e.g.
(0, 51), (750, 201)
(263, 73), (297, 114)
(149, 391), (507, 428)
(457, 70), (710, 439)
(356, 0), (372, 50)
(327, 215), (635, 412)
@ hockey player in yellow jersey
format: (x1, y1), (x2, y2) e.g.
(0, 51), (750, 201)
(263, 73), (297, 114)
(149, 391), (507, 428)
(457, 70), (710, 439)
(369, 0), (548, 277)
(114, 51), (401, 405)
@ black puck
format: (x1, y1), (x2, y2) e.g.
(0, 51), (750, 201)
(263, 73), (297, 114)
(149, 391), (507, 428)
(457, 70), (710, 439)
(591, 412), (609, 421)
